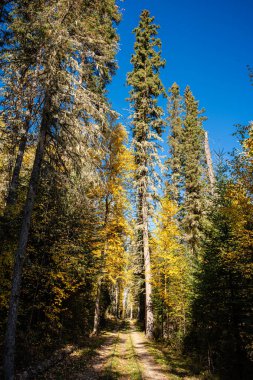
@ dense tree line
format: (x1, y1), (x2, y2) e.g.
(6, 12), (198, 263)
(0, 3), (252, 379)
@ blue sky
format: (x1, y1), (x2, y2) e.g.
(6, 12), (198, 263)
(108, 0), (253, 154)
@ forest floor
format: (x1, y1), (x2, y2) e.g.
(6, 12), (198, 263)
(37, 320), (203, 380)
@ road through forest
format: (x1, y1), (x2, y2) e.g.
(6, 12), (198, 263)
(39, 321), (200, 380)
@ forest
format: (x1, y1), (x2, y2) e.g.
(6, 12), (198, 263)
(0, 1), (252, 379)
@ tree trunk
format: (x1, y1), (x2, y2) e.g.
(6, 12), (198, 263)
(130, 303), (133, 320)
(162, 273), (167, 339)
(92, 277), (102, 336)
(4, 100), (49, 380)
(137, 196), (146, 329)
(204, 131), (215, 194)
(122, 285), (128, 320)
(138, 284), (145, 327)
(6, 116), (30, 205)
(0, 118), (30, 257)
(5, 50), (41, 207)
(142, 194), (154, 339)
(115, 283), (119, 318)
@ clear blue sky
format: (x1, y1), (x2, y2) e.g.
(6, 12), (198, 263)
(108, 0), (253, 154)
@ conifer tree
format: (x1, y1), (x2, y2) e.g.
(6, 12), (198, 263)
(3, 1), (120, 377)
(127, 9), (165, 339)
(167, 83), (183, 203)
(1, 67), (36, 207)
(182, 86), (206, 257)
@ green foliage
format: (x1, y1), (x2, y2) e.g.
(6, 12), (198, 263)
(166, 83), (184, 203)
(127, 9), (166, 335)
(186, 144), (253, 378)
(127, 9), (166, 176)
(0, 3), (252, 379)
(182, 86), (207, 257)
(0, 0), (122, 372)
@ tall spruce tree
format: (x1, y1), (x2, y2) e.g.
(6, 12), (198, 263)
(167, 82), (183, 203)
(3, 1), (120, 378)
(182, 86), (206, 257)
(127, 9), (165, 339)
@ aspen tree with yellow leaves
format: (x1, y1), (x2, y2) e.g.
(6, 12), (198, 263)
(92, 122), (133, 335)
(152, 198), (192, 343)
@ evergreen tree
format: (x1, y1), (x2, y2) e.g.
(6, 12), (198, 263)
(127, 9), (166, 339)
(166, 82), (184, 203)
(182, 86), (206, 257)
(3, 1), (120, 377)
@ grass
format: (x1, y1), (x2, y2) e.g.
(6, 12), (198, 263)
(145, 339), (219, 380)
(103, 322), (142, 380)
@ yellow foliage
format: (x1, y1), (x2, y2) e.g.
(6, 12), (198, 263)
(221, 184), (253, 280)
(152, 197), (192, 326)
(91, 123), (134, 296)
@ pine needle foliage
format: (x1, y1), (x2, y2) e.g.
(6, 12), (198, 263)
(2, 1), (120, 377)
(127, 9), (166, 339)
(182, 86), (206, 257)
(166, 82), (184, 204)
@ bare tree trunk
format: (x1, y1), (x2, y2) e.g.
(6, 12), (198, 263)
(137, 254), (146, 328)
(137, 193), (146, 329)
(122, 285), (128, 320)
(204, 131), (215, 194)
(142, 193), (154, 339)
(115, 283), (119, 318)
(6, 116), (30, 205)
(3, 101), (49, 380)
(130, 303), (133, 320)
(92, 277), (102, 336)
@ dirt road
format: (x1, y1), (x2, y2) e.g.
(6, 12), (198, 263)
(40, 322), (199, 379)
(78, 323), (170, 379)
